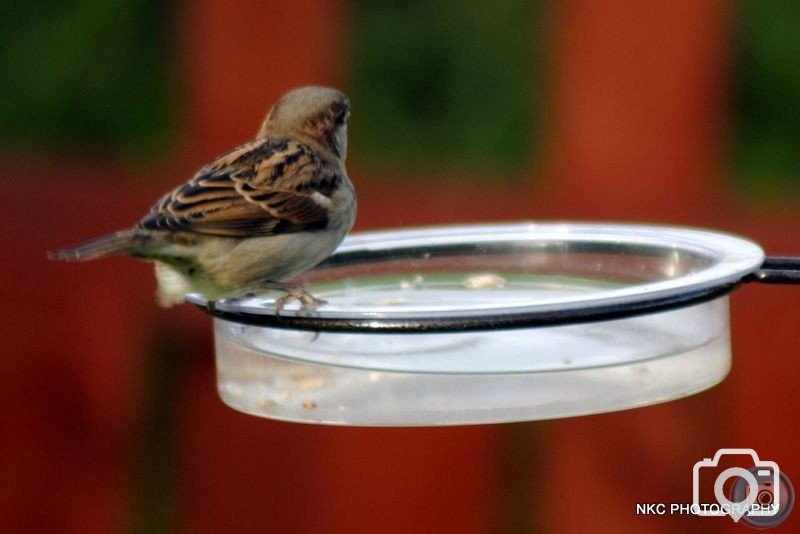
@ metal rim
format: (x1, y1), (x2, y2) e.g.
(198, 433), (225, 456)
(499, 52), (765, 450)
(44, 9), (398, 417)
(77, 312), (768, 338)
(195, 282), (739, 333)
(188, 222), (771, 333)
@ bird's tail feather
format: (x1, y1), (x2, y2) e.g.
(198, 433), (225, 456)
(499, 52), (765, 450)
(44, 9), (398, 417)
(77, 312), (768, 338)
(48, 229), (145, 261)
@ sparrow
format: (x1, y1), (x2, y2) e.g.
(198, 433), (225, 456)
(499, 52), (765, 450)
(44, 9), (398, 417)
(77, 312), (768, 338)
(49, 86), (356, 313)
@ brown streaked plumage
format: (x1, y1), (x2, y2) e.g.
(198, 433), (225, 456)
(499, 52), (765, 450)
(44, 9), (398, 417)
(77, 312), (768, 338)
(139, 138), (338, 237)
(49, 86), (356, 312)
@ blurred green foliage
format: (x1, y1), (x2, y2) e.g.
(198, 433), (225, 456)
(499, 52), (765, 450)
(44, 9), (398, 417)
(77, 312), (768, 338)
(347, 0), (544, 170)
(0, 0), (174, 156)
(732, 1), (800, 191)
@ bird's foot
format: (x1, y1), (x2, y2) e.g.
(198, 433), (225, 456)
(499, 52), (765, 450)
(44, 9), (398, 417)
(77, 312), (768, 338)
(257, 282), (326, 316)
(275, 289), (327, 317)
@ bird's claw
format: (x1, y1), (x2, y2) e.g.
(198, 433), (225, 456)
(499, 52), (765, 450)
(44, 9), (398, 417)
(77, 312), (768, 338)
(274, 288), (327, 317)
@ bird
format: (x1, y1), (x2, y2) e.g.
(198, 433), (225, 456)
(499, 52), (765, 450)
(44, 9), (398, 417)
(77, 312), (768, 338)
(49, 86), (356, 314)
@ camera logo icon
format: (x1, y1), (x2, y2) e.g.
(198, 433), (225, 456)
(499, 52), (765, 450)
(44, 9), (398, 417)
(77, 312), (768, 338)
(693, 448), (794, 526)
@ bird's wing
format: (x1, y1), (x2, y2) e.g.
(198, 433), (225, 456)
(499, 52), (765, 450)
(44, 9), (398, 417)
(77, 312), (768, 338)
(139, 138), (342, 237)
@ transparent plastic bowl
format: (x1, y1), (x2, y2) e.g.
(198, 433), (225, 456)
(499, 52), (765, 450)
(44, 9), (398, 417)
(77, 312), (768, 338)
(189, 223), (765, 426)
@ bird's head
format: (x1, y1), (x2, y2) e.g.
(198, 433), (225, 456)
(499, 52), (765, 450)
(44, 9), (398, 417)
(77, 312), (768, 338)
(259, 86), (351, 160)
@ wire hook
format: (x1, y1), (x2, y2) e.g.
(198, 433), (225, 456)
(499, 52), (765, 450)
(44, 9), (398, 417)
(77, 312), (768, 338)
(746, 256), (800, 284)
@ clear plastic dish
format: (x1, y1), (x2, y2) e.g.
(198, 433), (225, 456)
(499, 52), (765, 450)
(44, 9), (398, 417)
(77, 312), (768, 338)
(189, 223), (765, 426)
